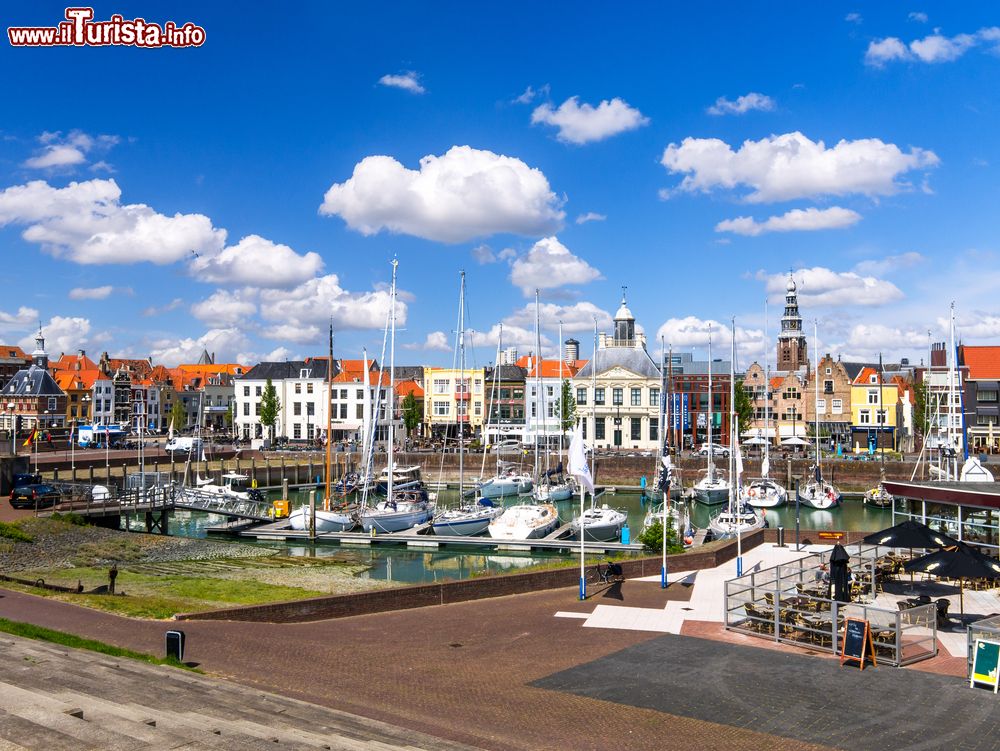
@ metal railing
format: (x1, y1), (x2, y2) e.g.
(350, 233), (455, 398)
(725, 552), (938, 667)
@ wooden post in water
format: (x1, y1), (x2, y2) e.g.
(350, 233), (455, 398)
(309, 489), (316, 540)
(282, 477), (288, 500)
(88, 465), (94, 485)
(786, 458), (792, 489)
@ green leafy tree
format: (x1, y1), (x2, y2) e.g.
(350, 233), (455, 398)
(558, 379), (577, 433)
(733, 379), (755, 437)
(638, 519), (684, 554)
(913, 378), (929, 439)
(259, 378), (281, 440)
(168, 399), (186, 433)
(401, 392), (422, 437)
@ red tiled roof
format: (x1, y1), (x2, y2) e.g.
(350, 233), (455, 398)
(851, 366), (885, 385)
(396, 379), (424, 398)
(514, 356), (580, 378)
(176, 362), (246, 376)
(0, 345), (28, 360)
(961, 345), (1000, 380)
(52, 368), (104, 391)
(769, 376), (784, 390)
(50, 353), (100, 372)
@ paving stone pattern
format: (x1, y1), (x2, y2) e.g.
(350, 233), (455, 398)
(534, 632), (1000, 751)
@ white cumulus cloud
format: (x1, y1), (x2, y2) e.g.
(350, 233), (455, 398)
(403, 331), (451, 352)
(258, 274), (405, 332)
(190, 234), (324, 288)
(707, 92), (776, 116)
(190, 289), (257, 326)
(150, 328), (253, 367)
(319, 145), (564, 243)
(715, 207), (862, 236)
(759, 267), (904, 307)
(20, 316), (94, 355)
(23, 130), (119, 171)
(908, 12), (928, 23)
(655, 316), (766, 361)
(378, 71), (425, 94)
(471, 244), (496, 264)
(866, 27), (999, 66)
(531, 96), (649, 145)
(509, 237), (603, 295)
(0, 306), (40, 329)
(575, 212), (606, 224)
(661, 131), (938, 203)
(503, 301), (613, 334)
(0, 179), (225, 265)
(852, 252), (924, 276)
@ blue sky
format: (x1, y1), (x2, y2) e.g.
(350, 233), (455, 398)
(2, 2), (999, 370)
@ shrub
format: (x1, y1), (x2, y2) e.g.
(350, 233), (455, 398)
(0, 522), (32, 544)
(638, 520), (683, 554)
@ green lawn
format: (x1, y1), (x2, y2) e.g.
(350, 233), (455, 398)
(0, 617), (197, 671)
(9, 567), (328, 620)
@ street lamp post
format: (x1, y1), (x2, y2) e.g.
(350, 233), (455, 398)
(6, 402), (14, 456)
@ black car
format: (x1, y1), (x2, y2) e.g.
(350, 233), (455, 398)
(10, 483), (61, 509)
(12, 473), (42, 488)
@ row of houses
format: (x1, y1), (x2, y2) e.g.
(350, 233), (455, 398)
(2, 278), (998, 454)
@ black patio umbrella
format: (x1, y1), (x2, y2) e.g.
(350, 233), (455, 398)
(903, 544), (1000, 615)
(861, 519), (960, 549)
(829, 543), (851, 602)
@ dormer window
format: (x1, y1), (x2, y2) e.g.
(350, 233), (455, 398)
(300, 369), (310, 378)
(870, 375), (878, 384)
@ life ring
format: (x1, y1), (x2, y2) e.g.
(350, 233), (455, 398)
(748, 488), (757, 498)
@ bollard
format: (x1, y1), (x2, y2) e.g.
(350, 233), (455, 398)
(776, 526), (786, 547)
(165, 630), (185, 662)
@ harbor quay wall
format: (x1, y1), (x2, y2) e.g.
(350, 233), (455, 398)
(12, 448), (933, 493)
(176, 530), (765, 624)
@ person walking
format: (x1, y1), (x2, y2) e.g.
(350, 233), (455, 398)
(108, 563), (118, 594)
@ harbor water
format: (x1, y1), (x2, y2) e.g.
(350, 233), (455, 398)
(156, 485), (895, 585)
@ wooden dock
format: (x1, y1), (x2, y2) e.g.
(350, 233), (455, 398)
(213, 518), (643, 554)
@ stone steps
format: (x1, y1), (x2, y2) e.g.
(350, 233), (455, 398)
(0, 636), (477, 751)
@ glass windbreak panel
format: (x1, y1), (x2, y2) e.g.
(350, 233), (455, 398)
(925, 503), (958, 522)
(962, 518), (999, 549)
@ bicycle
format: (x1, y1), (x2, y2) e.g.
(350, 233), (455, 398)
(589, 560), (625, 585)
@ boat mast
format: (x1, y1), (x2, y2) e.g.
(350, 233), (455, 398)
(324, 321), (334, 510)
(458, 271), (466, 497)
(482, 325), (502, 480)
(592, 318), (598, 483)
(813, 319), (820, 480)
(658, 336), (666, 467)
(558, 320), (564, 466)
(729, 318), (736, 515)
(534, 289), (541, 484)
(707, 324), (714, 481)
(387, 259), (397, 502)
(764, 298), (770, 478)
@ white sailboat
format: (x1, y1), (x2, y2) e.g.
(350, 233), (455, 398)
(694, 323), (731, 505)
(742, 300), (787, 508)
(797, 320), (842, 509)
(361, 260), (434, 534)
(710, 319), (766, 539)
(534, 320), (575, 503)
(432, 271), (503, 536)
(289, 324), (356, 533)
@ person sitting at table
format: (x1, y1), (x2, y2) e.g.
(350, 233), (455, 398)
(813, 564), (830, 584)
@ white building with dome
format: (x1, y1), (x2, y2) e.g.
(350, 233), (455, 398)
(572, 291), (663, 451)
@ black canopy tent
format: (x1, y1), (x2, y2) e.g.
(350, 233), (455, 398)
(904, 543), (1000, 615)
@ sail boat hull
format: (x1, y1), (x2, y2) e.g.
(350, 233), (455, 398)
(693, 479), (730, 505)
(287, 507), (355, 532)
(571, 505), (626, 541)
(488, 503), (559, 540)
(432, 504), (503, 536)
(479, 476), (533, 498)
(741, 479), (787, 508)
(796, 482), (842, 509)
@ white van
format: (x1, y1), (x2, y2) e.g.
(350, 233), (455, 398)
(164, 436), (204, 455)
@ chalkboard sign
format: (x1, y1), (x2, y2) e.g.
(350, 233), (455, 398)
(841, 618), (876, 669)
(971, 639), (1000, 693)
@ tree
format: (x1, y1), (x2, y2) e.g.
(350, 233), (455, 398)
(168, 399), (186, 433)
(558, 379), (576, 433)
(638, 519), (684, 554)
(913, 378), (929, 440)
(733, 379), (755, 438)
(401, 392), (422, 437)
(259, 378), (281, 440)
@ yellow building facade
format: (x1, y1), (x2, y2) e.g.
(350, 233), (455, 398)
(422, 367), (486, 438)
(849, 367), (899, 451)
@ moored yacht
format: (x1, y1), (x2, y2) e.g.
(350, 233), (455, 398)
(488, 502), (559, 540)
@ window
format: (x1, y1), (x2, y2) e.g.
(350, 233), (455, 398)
(48, 397), (57, 410)
(546, 385), (554, 397)
(513, 388), (524, 400)
(595, 388), (605, 405)
(300, 369), (310, 379)
(356, 404), (363, 419)
(547, 402), (554, 418)
(433, 401), (450, 416)
(832, 399), (843, 414)
(977, 414), (998, 426)
(825, 367), (832, 375)
(293, 424), (301, 439)
(783, 387), (799, 400)
(499, 388), (511, 400)
(816, 399), (826, 413)
(474, 401), (482, 416)
(255, 386), (262, 396)
(979, 390), (998, 403)
(531, 402), (536, 418)
(474, 379), (483, 393)
(340, 404), (347, 419)
(867, 389), (879, 405)
(870, 374), (878, 384)
(243, 403), (250, 416)
(433, 379), (449, 394)
(340, 389), (347, 399)
(582, 420), (587, 439)
(859, 409), (871, 425)
(631, 388), (641, 406)
(255, 402), (261, 415)
(356, 389), (363, 400)
(307, 383), (313, 394)
(306, 402), (315, 416)
(595, 417), (605, 440)
(293, 402), (301, 416)
(576, 387), (587, 405)
(295, 383), (301, 394)
(650, 388), (660, 407)
(612, 388), (623, 406)
(824, 380), (834, 394)
(876, 409), (887, 425)
(650, 417), (658, 441)
(631, 417), (641, 441)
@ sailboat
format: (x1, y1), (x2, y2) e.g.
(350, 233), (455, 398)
(797, 320), (842, 509)
(694, 324), (731, 505)
(289, 324), (357, 533)
(432, 271), (503, 536)
(489, 290), (561, 540)
(361, 260), (435, 534)
(742, 300), (787, 508)
(710, 319), (766, 539)
(533, 320), (575, 503)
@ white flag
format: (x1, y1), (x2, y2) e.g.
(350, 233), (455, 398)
(736, 444), (744, 478)
(568, 425), (594, 495)
(167, 418), (174, 441)
(761, 456), (770, 478)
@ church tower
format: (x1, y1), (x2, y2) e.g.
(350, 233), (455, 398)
(777, 273), (807, 370)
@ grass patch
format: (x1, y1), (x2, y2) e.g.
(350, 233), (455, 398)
(48, 512), (88, 526)
(0, 521), (33, 543)
(11, 567), (330, 620)
(0, 617), (198, 671)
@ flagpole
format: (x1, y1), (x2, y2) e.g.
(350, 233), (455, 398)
(579, 457), (586, 600)
(661, 335), (668, 589)
(732, 316), (743, 577)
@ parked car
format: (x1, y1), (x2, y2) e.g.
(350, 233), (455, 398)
(491, 440), (522, 453)
(695, 443), (729, 458)
(10, 483), (61, 509)
(12, 472), (42, 488)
